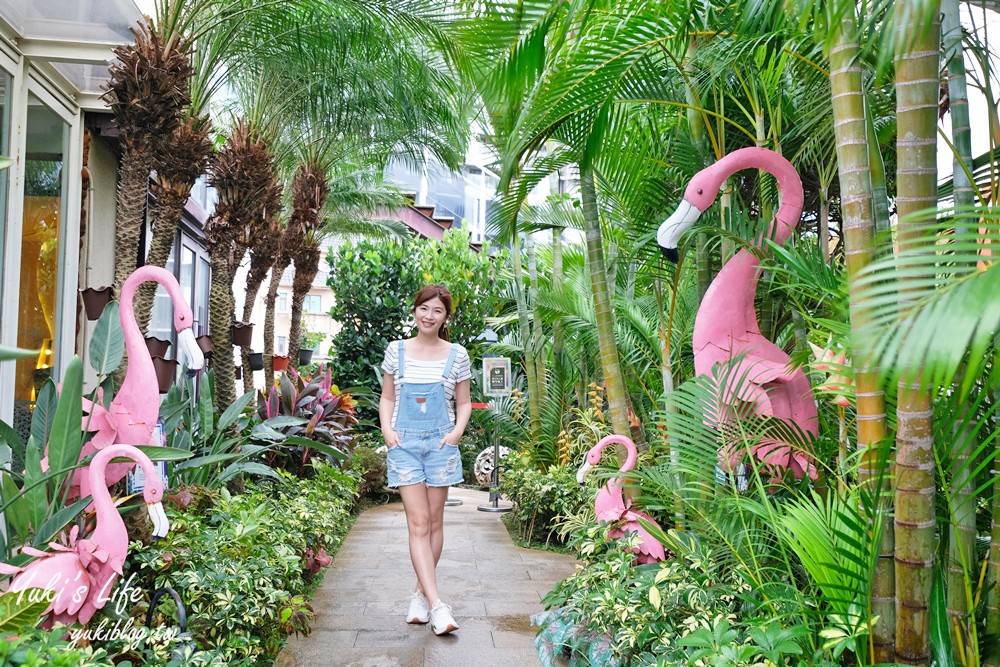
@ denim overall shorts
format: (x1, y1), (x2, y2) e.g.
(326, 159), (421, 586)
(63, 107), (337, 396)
(386, 341), (464, 488)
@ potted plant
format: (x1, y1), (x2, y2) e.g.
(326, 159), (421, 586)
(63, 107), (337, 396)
(231, 321), (253, 347)
(298, 324), (325, 366)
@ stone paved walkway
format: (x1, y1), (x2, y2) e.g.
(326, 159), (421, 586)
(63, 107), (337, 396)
(275, 487), (577, 667)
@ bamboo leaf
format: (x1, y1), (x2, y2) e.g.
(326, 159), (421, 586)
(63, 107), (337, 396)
(930, 565), (955, 667)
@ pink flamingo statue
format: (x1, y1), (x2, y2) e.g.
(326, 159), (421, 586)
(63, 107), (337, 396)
(56, 266), (204, 501)
(657, 147), (819, 479)
(0, 444), (169, 626)
(577, 435), (666, 564)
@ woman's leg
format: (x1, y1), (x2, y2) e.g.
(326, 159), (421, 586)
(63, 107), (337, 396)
(426, 486), (449, 571)
(399, 483), (440, 604)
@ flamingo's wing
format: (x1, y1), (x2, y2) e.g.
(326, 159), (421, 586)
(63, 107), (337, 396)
(622, 512), (666, 562)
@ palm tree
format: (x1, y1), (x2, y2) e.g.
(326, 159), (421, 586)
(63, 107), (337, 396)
(205, 119), (280, 409)
(104, 16), (191, 300)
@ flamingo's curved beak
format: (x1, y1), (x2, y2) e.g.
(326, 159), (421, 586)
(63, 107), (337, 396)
(576, 461), (592, 484)
(657, 199), (701, 262)
(176, 328), (205, 372)
(148, 501), (169, 540)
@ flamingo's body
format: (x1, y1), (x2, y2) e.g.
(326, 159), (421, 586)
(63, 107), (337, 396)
(0, 444), (169, 626)
(49, 266), (204, 500)
(577, 435), (665, 564)
(657, 148), (818, 479)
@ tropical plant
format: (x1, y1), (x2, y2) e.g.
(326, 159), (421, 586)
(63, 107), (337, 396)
(256, 365), (357, 477)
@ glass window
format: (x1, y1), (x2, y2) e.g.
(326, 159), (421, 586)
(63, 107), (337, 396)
(278, 291), (287, 312)
(15, 93), (68, 402)
(304, 294), (322, 314)
(147, 242), (177, 354)
(277, 336), (286, 354)
(196, 256), (209, 336)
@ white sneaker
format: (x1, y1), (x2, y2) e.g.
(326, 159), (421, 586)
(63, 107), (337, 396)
(406, 591), (429, 624)
(430, 600), (458, 635)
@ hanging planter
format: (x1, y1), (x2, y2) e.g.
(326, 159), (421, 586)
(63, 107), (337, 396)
(272, 354), (290, 372)
(234, 365), (242, 380)
(247, 352), (264, 371)
(151, 356), (178, 394)
(144, 336), (172, 358)
(298, 348), (314, 366)
(80, 286), (113, 321)
(231, 322), (253, 347)
(196, 334), (214, 359)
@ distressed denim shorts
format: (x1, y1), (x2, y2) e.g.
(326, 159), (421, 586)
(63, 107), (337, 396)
(386, 426), (464, 488)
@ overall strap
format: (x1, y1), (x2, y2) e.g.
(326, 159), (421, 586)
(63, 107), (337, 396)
(441, 344), (459, 380)
(396, 340), (406, 379)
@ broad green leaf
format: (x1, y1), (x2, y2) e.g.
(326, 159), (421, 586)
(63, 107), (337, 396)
(174, 453), (241, 471)
(218, 461), (282, 482)
(198, 377), (215, 441)
(23, 438), (47, 534)
(30, 381), (57, 451)
(31, 496), (92, 548)
(263, 416), (308, 429)
(46, 357), (84, 489)
(1, 473), (30, 546)
(0, 419), (24, 453)
(280, 436), (348, 461)
(0, 589), (51, 632)
(89, 302), (125, 375)
(0, 346), (37, 361)
(217, 391), (255, 434)
(648, 585), (661, 610)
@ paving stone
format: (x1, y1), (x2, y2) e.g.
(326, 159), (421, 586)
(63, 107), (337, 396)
(275, 487), (577, 666)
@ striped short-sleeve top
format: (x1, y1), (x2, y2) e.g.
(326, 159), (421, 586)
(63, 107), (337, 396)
(382, 340), (472, 429)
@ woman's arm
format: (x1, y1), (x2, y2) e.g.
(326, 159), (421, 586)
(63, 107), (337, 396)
(442, 378), (471, 447)
(379, 373), (400, 447)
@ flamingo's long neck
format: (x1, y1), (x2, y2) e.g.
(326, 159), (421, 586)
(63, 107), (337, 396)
(88, 447), (129, 553)
(119, 267), (191, 395)
(694, 149), (804, 343)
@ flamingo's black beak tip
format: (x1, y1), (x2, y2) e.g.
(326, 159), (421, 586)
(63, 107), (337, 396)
(660, 246), (679, 263)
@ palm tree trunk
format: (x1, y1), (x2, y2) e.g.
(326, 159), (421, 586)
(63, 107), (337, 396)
(525, 232), (547, 406)
(114, 152), (151, 301)
(209, 245), (236, 410)
(552, 228), (566, 419)
(263, 257), (287, 388)
(941, 0), (977, 652)
(819, 185), (830, 263)
(288, 247), (321, 367)
(988, 438), (1000, 667)
(580, 167), (630, 438)
(829, 13), (894, 662)
(512, 232), (542, 438)
(241, 270), (269, 394)
(894, 2), (942, 662)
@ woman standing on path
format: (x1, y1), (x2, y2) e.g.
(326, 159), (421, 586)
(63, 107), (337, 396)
(379, 284), (472, 636)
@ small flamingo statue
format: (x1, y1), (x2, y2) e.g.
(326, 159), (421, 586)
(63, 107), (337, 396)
(577, 435), (666, 564)
(1, 444), (169, 626)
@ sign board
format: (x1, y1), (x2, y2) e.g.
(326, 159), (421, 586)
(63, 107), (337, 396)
(483, 357), (512, 397)
(127, 419), (169, 494)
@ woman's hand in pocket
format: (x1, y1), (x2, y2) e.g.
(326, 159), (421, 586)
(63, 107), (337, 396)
(439, 430), (460, 448)
(383, 429), (401, 448)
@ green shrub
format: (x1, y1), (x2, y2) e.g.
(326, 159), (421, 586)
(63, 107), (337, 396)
(499, 451), (592, 546)
(347, 432), (387, 497)
(104, 462), (359, 666)
(0, 628), (114, 667)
